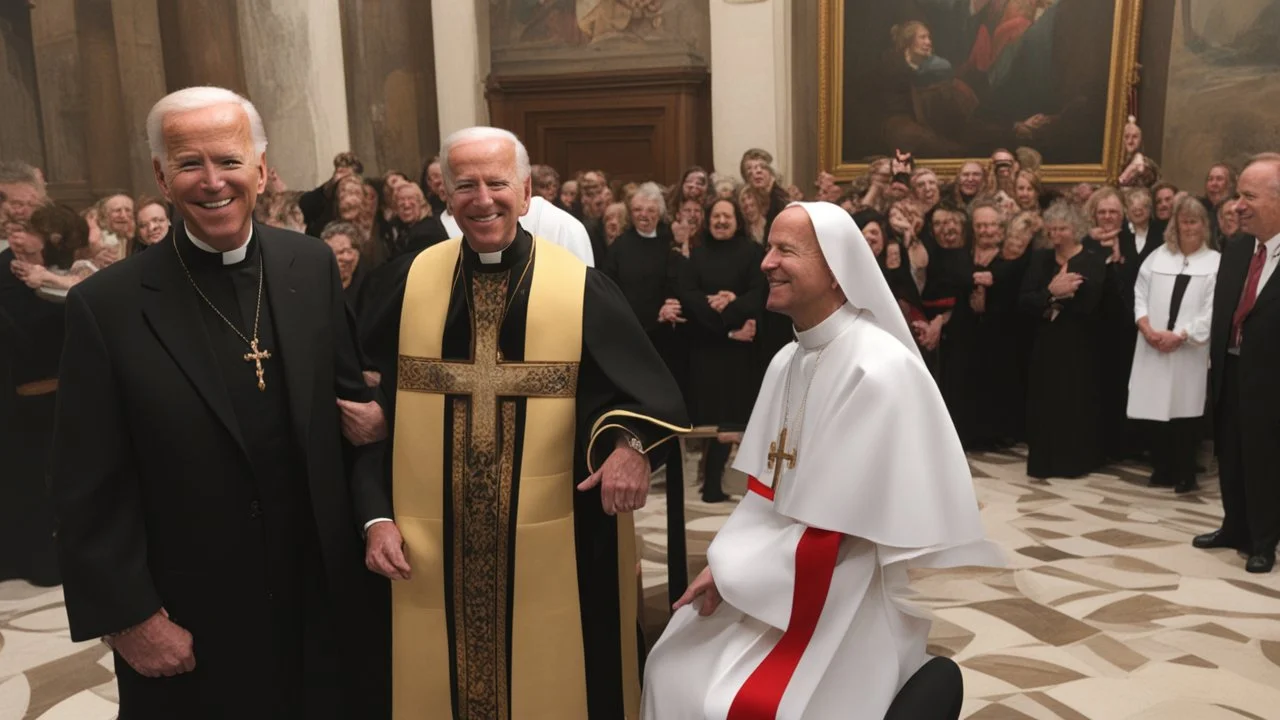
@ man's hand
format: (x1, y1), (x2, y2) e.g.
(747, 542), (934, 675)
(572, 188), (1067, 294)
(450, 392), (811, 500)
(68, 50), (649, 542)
(365, 522), (411, 580)
(972, 271), (994, 288)
(912, 318), (943, 351)
(673, 566), (722, 616)
(1155, 330), (1186, 353)
(577, 440), (649, 515)
(1047, 263), (1083, 298)
(110, 610), (196, 678)
(337, 398), (387, 445)
(362, 370), (382, 388)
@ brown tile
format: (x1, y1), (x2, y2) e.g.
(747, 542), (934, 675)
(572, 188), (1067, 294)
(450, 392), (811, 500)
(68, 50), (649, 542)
(1082, 528), (1176, 549)
(1262, 640), (1280, 670)
(1082, 634), (1149, 672)
(968, 599), (1098, 646)
(1017, 545), (1079, 562)
(1094, 555), (1179, 576)
(1224, 579), (1280, 601)
(1031, 566), (1122, 592)
(1216, 706), (1268, 720)
(23, 642), (114, 719)
(1169, 654), (1218, 669)
(1048, 589), (1114, 608)
(1025, 691), (1093, 720)
(1187, 623), (1251, 644)
(1025, 527), (1070, 540)
(1024, 512), (1073, 522)
(1076, 505), (1134, 523)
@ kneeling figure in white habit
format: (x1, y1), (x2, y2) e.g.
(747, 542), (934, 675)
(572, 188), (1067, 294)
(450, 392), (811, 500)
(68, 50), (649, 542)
(641, 203), (1003, 720)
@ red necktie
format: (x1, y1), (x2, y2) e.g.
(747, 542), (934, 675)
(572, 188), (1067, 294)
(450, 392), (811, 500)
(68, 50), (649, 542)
(1231, 243), (1269, 348)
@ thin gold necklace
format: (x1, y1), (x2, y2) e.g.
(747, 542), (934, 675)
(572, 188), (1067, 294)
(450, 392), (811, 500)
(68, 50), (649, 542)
(171, 228), (272, 391)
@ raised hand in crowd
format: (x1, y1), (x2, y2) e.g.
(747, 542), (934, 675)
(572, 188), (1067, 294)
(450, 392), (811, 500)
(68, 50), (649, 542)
(671, 218), (692, 256)
(972, 271), (994, 288)
(1089, 224), (1124, 264)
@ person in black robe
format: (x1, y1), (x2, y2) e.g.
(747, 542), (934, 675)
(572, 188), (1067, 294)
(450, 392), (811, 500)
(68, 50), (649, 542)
(51, 91), (391, 719)
(677, 198), (766, 502)
(943, 201), (1029, 450)
(359, 134), (688, 716)
(920, 204), (974, 383)
(0, 216), (64, 586)
(1020, 203), (1107, 479)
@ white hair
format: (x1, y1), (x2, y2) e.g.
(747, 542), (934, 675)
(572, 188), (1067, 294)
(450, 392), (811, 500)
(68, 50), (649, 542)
(630, 181), (667, 217)
(439, 126), (530, 194)
(147, 86), (268, 163)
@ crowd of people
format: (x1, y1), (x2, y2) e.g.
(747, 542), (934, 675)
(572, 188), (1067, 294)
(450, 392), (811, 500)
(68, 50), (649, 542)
(0, 116), (1275, 590)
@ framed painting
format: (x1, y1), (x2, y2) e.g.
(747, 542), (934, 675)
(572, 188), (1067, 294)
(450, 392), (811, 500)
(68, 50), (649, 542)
(819, 0), (1144, 183)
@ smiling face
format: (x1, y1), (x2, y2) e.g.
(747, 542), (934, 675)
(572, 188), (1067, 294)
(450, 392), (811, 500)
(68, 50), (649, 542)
(137, 202), (170, 244)
(103, 194), (136, 238)
(708, 200), (737, 241)
(761, 208), (843, 330)
(958, 163), (984, 196)
(603, 204), (626, 241)
(932, 209), (965, 249)
(1176, 208), (1208, 255)
(972, 207), (1003, 248)
(630, 194), (660, 235)
(991, 150), (1016, 178)
(911, 171), (940, 207)
(1123, 123), (1142, 154)
(153, 103), (266, 250)
(1015, 174), (1039, 210)
(679, 200), (704, 233)
(1126, 194), (1151, 228)
(1046, 220), (1077, 249)
(446, 138), (531, 253)
(0, 183), (43, 225)
(1236, 161), (1280, 241)
(395, 185), (425, 224)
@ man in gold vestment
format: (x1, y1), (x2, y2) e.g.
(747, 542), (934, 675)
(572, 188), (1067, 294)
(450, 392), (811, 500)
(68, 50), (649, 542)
(359, 127), (689, 719)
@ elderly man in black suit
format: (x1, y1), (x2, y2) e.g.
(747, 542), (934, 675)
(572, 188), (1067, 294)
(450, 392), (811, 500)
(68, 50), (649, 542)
(1197, 153), (1280, 573)
(51, 86), (391, 718)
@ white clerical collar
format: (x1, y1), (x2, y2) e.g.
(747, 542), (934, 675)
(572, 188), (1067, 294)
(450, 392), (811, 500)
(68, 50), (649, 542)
(638, 228), (658, 238)
(478, 250), (503, 264)
(185, 224), (252, 265)
(795, 302), (859, 350)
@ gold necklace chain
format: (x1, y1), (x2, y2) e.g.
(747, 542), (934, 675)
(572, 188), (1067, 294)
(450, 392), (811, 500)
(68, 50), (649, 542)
(171, 228), (272, 390)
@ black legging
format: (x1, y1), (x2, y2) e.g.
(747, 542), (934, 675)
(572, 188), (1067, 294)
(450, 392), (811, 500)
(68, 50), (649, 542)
(1147, 416), (1201, 488)
(884, 656), (963, 720)
(702, 440), (732, 500)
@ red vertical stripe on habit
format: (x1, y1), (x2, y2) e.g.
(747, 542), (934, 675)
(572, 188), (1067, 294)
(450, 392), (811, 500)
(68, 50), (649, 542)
(725, 527), (842, 720)
(747, 475), (774, 501)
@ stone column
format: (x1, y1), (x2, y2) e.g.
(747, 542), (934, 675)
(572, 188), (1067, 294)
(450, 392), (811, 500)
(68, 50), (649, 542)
(157, 0), (248, 95)
(111, 0), (168, 195)
(339, 0), (441, 177)
(708, 0), (794, 184)
(430, 0), (490, 142)
(237, 0), (352, 190)
(0, 1), (46, 169)
(30, 0), (93, 205)
(76, 0), (133, 197)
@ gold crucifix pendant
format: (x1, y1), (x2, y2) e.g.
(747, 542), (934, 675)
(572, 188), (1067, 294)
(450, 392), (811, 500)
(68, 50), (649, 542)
(243, 338), (272, 391)
(767, 427), (797, 493)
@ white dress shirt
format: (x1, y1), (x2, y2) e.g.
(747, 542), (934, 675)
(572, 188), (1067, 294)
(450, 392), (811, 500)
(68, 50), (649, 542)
(1252, 232), (1280, 299)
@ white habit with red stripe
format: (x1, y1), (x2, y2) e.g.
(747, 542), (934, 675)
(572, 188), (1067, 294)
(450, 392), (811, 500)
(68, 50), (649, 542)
(642, 300), (1001, 720)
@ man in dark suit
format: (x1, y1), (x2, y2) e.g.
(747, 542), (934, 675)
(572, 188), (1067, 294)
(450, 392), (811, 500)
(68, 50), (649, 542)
(1197, 153), (1280, 573)
(51, 87), (391, 717)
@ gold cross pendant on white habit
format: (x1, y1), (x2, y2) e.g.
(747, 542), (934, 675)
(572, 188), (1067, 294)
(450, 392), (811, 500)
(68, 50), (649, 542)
(243, 338), (272, 391)
(767, 427), (797, 492)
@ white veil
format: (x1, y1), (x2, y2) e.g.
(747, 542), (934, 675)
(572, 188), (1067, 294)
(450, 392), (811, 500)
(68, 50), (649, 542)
(788, 201), (921, 360)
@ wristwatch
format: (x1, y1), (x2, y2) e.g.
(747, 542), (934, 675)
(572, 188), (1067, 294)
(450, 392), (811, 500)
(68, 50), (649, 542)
(620, 429), (645, 454)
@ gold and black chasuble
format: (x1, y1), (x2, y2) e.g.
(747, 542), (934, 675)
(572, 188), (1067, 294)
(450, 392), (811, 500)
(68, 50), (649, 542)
(388, 233), (689, 719)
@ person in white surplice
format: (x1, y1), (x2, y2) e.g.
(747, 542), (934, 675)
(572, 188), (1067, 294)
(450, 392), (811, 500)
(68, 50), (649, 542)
(641, 202), (1002, 720)
(1127, 193), (1220, 493)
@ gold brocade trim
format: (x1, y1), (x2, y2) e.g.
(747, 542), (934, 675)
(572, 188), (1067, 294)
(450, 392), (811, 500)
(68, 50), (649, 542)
(496, 401), (516, 720)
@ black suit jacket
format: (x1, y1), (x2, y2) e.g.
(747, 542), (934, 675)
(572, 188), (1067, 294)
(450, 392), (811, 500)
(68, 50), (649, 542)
(51, 222), (389, 709)
(1210, 236), (1280, 434)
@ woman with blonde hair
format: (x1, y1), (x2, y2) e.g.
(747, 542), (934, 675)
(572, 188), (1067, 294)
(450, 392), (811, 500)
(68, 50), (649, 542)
(1128, 194), (1219, 492)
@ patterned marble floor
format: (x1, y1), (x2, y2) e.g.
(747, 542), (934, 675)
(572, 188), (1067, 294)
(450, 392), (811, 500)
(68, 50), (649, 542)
(3, 446), (1279, 719)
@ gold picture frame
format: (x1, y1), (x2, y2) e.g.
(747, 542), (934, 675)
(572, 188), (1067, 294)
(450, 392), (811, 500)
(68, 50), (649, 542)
(819, 0), (1144, 184)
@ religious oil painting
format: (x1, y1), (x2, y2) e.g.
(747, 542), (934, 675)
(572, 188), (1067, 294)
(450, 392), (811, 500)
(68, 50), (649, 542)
(1160, 0), (1280, 190)
(489, 0), (711, 76)
(820, 0), (1144, 183)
